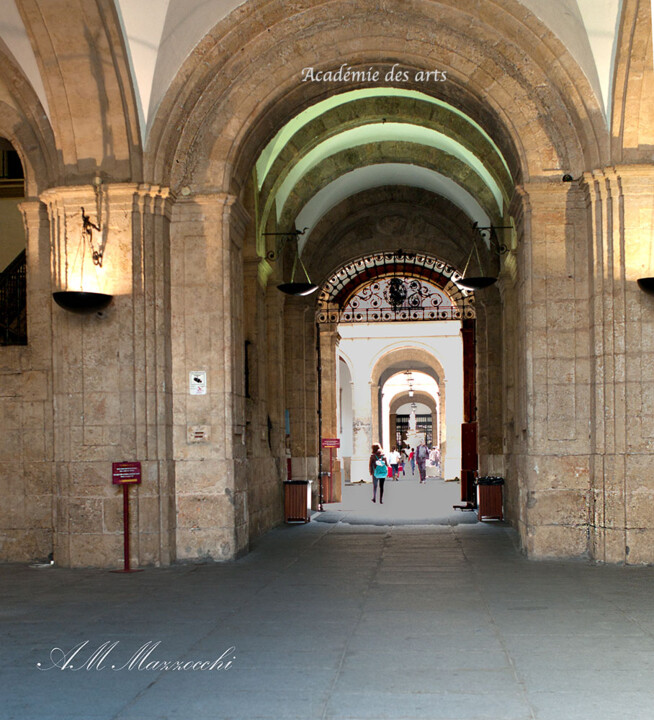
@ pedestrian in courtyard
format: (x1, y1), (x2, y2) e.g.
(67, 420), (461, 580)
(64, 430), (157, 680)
(369, 444), (388, 503)
(409, 448), (415, 474)
(388, 446), (401, 481)
(416, 440), (429, 484)
(430, 445), (441, 477)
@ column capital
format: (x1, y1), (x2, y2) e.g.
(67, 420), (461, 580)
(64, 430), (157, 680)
(585, 165), (654, 195)
(40, 182), (141, 210)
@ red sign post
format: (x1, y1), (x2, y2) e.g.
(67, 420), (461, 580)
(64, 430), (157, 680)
(111, 462), (142, 573)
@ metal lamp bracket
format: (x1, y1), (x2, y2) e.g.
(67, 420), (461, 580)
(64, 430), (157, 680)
(472, 223), (513, 255)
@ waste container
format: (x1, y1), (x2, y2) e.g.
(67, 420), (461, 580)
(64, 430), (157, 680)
(284, 480), (311, 523)
(475, 476), (504, 521)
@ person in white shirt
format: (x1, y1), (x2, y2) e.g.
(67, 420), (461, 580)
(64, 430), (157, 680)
(388, 447), (401, 481)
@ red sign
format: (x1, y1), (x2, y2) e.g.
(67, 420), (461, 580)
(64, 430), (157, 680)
(112, 461), (142, 485)
(321, 438), (340, 448)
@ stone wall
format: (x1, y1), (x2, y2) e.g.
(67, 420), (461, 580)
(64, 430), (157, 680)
(41, 185), (175, 568)
(0, 201), (53, 562)
(587, 167), (654, 564)
(170, 194), (249, 561)
(509, 181), (593, 559)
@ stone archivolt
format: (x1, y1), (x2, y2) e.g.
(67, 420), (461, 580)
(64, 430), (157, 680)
(0, 0), (652, 567)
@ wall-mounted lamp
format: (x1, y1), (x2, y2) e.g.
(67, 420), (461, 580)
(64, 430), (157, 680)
(52, 290), (113, 314)
(473, 223), (512, 256)
(637, 278), (654, 296)
(263, 228), (317, 296)
(53, 179), (113, 314)
(458, 223), (512, 291)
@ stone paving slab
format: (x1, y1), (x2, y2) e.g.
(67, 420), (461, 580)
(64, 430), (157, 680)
(1, 486), (654, 719)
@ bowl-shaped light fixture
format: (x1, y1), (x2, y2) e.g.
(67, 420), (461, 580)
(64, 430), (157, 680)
(637, 278), (654, 296)
(53, 291), (113, 314)
(277, 282), (318, 296)
(458, 276), (497, 291)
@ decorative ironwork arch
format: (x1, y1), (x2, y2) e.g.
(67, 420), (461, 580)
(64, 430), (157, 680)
(316, 252), (475, 323)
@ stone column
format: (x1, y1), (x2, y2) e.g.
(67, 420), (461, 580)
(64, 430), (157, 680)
(170, 192), (250, 561)
(514, 181), (592, 559)
(283, 298), (319, 499)
(586, 166), (654, 564)
(319, 324), (342, 501)
(0, 200), (54, 562)
(43, 183), (175, 567)
(350, 369), (374, 483)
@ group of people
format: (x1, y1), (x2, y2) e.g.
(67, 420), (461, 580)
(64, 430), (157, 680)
(369, 440), (441, 502)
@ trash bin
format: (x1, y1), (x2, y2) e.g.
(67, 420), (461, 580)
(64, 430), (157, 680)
(475, 476), (504, 521)
(284, 480), (311, 523)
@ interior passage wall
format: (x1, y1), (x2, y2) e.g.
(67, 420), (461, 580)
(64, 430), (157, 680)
(0, 202), (52, 562)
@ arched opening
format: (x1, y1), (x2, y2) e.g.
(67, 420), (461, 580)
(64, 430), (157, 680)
(150, 0), (623, 562)
(313, 250), (467, 520)
(3, 0), (653, 570)
(0, 138), (26, 346)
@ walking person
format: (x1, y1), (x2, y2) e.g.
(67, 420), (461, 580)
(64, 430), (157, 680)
(416, 440), (429, 484)
(388, 446), (401, 481)
(431, 445), (441, 477)
(409, 448), (415, 474)
(369, 444), (389, 504)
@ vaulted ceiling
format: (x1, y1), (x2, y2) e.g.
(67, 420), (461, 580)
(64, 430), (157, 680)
(0, 0), (623, 145)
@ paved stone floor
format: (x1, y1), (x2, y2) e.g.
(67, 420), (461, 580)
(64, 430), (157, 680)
(2, 477), (654, 719)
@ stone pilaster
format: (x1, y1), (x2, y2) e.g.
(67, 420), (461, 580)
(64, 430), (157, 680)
(586, 165), (654, 564)
(283, 298), (319, 499)
(351, 370), (374, 484)
(319, 325), (342, 501)
(170, 192), (249, 561)
(43, 183), (174, 568)
(0, 199), (54, 562)
(514, 180), (593, 559)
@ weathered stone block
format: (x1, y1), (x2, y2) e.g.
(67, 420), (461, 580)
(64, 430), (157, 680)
(67, 533), (124, 568)
(176, 527), (235, 561)
(176, 495), (233, 530)
(68, 498), (103, 533)
(175, 460), (229, 494)
(528, 489), (589, 526)
(626, 529), (654, 565)
(527, 455), (590, 490)
(527, 524), (589, 558)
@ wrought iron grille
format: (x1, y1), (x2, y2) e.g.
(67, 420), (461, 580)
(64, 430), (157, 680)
(0, 250), (27, 346)
(316, 252), (474, 323)
(317, 305), (473, 324)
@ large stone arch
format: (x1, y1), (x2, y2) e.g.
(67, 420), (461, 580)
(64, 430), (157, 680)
(390, 391), (438, 417)
(369, 344), (461, 478)
(303, 187), (499, 287)
(389, 389), (441, 452)
(0, 42), (58, 565)
(0, 41), (57, 195)
(147, 0), (609, 194)
(611, 0), (654, 162)
(139, 0), (650, 566)
(17, 0), (142, 183)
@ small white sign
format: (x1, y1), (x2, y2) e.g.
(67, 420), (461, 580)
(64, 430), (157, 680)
(189, 371), (207, 395)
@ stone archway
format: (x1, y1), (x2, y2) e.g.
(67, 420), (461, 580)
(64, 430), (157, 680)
(389, 390), (440, 451)
(144, 0), (637, 563)
(370, 345), (461, 481)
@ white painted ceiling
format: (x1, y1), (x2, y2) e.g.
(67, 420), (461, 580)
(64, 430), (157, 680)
(0, 0), (624, 142)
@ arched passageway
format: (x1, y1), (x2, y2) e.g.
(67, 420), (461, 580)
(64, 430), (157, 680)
(1, 1), (653, 568)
